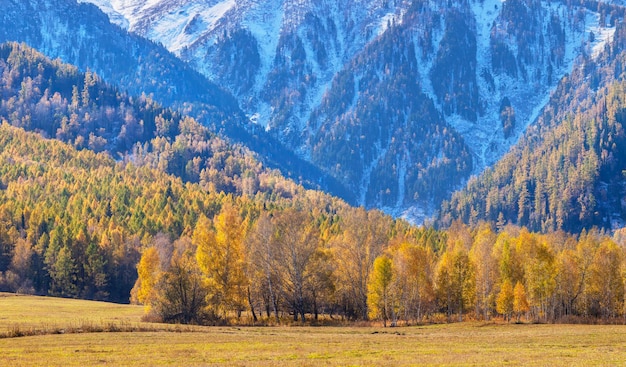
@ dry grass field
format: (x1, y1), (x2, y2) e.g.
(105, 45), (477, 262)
(2, 293), (626, 366)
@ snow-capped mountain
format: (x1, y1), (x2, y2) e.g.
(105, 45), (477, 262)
(80, 0), (621, 220)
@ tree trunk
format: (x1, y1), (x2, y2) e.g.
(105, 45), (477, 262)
(248, 286), (258, 322)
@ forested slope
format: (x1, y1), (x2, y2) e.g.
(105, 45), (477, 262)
(0, 2), (354, 202)
(439, 21), (626, 233)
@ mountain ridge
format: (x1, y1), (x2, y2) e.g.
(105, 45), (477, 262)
(81, 0), (617, 221)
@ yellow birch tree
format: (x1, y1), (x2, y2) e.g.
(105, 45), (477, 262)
(195, 204), (248, 319)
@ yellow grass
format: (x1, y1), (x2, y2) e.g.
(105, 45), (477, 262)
(0, 292), (144, 333)
(2, 293), (626, 366)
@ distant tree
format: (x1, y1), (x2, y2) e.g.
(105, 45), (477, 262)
(49, 245), (79, 297)
(7, 238), (35, 294)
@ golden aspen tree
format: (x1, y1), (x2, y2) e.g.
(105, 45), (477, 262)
(436, 243), (475, 322)
(333, 208), (387, 320)
(195, 204), (248, 319)
(496, 279), (514, 321)
(495, 230), (524, 287)
(132, 246), (162, 312)
(513, 281), (529, 322)
(587, 239), (624, 320)
(367, 255), (395, 327)
(393, 242), (435, 323)
(470, 224), (497, 320)
(8, 238), (34, 293)
(520, 232), (556, 322)
(554, 230), (594, 319)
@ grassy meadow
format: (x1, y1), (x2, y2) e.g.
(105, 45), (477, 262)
(2, 293), (626, 366)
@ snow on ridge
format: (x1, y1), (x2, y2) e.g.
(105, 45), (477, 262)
(147, 0), (235, 54)
(378, 12), (398, 35)
(78, 0), (130, 29)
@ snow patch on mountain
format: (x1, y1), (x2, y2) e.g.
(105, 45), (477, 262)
(77, 0), (129, 28)
(240, 1), (284, 129)
(378, 12), (398, 36)
(455, 0), (601, 175)
(147, 0), (235, 54)
(589, 22), (615, 59)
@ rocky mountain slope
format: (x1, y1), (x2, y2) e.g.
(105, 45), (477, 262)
(82, 0), (619, 221)
(439, 12), (626, 233)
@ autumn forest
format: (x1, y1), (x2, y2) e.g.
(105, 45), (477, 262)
(0, 41), (625, 327)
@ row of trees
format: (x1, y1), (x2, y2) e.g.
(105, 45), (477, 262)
(132, 204), (401, 324)
(133, 194), (626, 325)
(368, 223), (626, 326)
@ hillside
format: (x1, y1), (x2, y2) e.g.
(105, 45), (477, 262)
(0, 42), (381, 303)
(0, 0), (354, 202)
(1, 108), (626, 325)
(80, 0), (618, 219)
(439, 18), (626, 233)
(0, 42), (292, 194)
